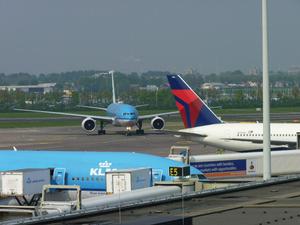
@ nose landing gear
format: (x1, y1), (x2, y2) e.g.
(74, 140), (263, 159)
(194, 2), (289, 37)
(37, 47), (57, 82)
(125, 126), (132, 136)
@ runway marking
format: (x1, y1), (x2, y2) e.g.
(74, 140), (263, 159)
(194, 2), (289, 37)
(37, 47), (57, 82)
(0, 142), (63, 148)
(244, 204), (300, 208)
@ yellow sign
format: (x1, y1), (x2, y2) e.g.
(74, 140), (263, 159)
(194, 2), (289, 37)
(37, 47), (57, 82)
(169, 166), (190, 177)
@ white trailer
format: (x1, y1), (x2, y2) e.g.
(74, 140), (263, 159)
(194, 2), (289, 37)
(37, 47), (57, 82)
(168, 147), (300, 179)
(0, 169), (50, 196)
(106, 168), (152, 194)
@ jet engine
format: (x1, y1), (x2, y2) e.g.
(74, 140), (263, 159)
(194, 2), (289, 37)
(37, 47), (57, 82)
(81, 117), (96, 132)
(151, 117), (165, 130)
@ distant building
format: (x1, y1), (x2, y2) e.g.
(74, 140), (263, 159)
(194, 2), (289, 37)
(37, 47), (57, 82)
(184, 68), (198, 75)
(63, 89), (73, 97)
(0, 83), (56, 94)
(201, 83), (224, 90)
(274, 81), (284, 88)
(139, 85), (159, 91)
(248, 67), (260, 76)
(246, 81), (258, 87)
(288, 66), (300, 75)
(62, 89), (73, 104)
(129, 84), (140, 90)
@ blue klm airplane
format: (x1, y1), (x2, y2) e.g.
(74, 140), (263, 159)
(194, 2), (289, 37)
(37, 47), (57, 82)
(0, 150), (204, 191)
(15, 71), (178, 135)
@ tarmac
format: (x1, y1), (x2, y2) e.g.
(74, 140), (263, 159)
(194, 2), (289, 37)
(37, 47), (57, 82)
(0, 124), (220, 156)
(1, 124), (300, 225)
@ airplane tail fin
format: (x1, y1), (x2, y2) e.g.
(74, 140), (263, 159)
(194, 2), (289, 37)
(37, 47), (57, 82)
(167, 74), (222, 128)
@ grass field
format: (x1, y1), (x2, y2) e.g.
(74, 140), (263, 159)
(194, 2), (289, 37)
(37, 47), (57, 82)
(0, 120), (79, 128)
(215, 106), (300, 114)
(0, 106), (299, 128)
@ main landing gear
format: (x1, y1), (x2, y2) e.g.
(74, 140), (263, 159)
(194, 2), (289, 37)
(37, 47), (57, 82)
(136, 120), (144, 135)
(98, 121), (106, 135)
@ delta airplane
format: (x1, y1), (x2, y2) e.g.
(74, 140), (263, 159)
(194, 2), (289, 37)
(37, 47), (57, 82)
(15, 71), (177, 135)
(0, 150), (204, 191)
(167, 74), (300, 152)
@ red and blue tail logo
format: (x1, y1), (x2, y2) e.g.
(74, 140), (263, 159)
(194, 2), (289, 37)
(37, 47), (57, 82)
(167, 74), (222, 128)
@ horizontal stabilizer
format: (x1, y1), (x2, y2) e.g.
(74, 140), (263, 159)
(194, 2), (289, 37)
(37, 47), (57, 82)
(76, 105), (107, 111)
(135, 104), (149, 108)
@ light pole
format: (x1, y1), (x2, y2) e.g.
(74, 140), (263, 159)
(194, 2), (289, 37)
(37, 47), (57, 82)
(109, 70), (116, 103)
(262, 0), (271, 180)
(155, 86), (158, 108)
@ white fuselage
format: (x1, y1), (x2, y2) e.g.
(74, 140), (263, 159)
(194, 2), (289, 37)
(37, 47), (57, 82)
(179, 123), (300, 152)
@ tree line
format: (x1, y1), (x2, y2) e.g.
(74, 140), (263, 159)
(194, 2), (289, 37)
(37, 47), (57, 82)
(1, 70), (300, 112)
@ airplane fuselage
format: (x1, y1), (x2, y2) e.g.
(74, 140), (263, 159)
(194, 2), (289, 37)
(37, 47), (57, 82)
(0, 151), (202, 191)
(180, 123), (300, 152)
(106, 103), (138, 128)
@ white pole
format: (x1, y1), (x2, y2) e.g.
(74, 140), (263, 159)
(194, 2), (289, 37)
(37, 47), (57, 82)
(110, 70), (116, 104)
(155, 87), (158, 107)
(262, 0), (271, 180)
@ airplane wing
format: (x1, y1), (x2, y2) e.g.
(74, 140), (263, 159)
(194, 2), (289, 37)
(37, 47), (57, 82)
(162, 129), (207, 138)
(14, 108), (114, 121)
(76, 105), (107, 111)
(225, 138), (295, 146)
(138, 111), (178, 120)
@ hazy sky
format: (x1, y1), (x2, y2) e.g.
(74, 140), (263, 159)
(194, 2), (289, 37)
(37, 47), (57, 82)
(0, 0), (299, 74)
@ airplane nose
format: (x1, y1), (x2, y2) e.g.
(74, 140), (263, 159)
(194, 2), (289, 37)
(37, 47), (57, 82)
(125, 119), (136, 127)
(129, 118), (137, 124)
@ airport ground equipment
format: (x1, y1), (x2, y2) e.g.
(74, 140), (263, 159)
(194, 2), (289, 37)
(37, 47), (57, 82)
(0, 205), (36, 216)
(81, 185), (182, 210)
(36, 185), (182, 216)
(106, 168), (152, 194)
(0, 169), (50, 206)
(0, 169), (50, 196)
(168, 146), (190, 164)
(169, 148), (300, 179)
(39, 185), (81, 215)
(155, 178), (203, 193)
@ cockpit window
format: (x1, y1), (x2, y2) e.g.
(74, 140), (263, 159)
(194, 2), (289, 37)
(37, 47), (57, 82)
(123, 112), (135, 116)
